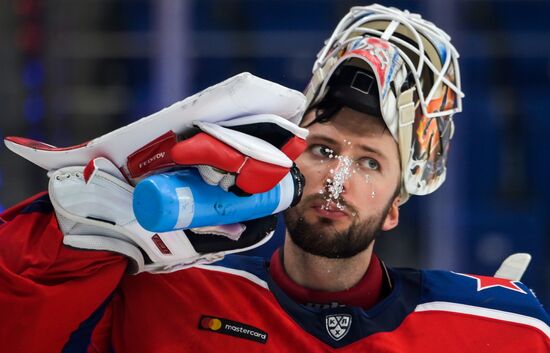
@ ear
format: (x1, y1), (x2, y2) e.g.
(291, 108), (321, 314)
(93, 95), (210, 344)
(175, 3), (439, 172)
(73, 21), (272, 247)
(381, 196), (400, 231)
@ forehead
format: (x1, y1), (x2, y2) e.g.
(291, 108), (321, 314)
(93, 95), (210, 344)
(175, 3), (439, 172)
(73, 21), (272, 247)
(303, 107), (392, 141)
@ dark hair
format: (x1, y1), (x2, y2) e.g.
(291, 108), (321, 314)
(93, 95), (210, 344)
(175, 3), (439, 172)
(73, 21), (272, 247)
(301, 98), (343, 128)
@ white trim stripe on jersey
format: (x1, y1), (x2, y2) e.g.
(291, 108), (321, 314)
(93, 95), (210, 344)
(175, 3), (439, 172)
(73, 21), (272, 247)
(415, 301), (550, 339)
(195, 264), (269, 290)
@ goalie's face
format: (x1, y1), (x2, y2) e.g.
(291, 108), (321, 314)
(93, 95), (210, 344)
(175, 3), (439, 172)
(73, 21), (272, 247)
(284, 107), (401, 258)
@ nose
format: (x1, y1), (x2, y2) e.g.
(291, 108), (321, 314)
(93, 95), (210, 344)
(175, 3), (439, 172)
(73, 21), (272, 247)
(322, 155), (354, 198)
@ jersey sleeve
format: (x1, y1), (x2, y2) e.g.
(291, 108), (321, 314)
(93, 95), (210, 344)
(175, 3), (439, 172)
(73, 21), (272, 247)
(0, 192), (128, 353)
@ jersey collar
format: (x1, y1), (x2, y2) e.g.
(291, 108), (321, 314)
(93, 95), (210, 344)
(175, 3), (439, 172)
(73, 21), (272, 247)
(269, 248), (389, 310)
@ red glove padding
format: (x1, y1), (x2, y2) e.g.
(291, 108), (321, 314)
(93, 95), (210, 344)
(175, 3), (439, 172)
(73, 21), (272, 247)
(171, 114), (307, 195)
(172, 133), (287, 194)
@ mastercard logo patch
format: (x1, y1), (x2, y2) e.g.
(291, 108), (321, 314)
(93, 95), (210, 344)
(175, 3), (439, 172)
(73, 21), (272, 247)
(198, 315), (268, 344)
(200, 317), (222, 331)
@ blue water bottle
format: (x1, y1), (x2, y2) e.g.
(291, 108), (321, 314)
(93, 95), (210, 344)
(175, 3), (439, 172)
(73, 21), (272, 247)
(133, 168), (303, 232)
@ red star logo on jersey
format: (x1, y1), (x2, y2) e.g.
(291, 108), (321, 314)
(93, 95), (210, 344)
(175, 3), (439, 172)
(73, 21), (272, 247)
(454, 273), (527, 294)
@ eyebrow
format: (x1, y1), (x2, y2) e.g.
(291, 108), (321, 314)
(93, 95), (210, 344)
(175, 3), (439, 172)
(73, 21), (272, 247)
(308, 133), (387, 160)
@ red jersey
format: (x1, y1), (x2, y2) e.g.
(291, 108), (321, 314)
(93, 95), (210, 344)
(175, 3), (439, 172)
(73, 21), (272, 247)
(1, 193), (549, 352)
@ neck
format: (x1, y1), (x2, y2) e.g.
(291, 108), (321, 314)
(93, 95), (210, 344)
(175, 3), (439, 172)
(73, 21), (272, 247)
(283, 233), (375, 292)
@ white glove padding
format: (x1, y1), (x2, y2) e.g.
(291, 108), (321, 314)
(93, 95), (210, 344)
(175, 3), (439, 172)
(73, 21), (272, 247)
(4, 72), (307, 185)
(171, 114), (308, 195)
(50, 158), (276, 274)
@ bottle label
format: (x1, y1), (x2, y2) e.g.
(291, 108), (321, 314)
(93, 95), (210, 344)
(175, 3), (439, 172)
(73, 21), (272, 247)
(175, 187), (194, 228)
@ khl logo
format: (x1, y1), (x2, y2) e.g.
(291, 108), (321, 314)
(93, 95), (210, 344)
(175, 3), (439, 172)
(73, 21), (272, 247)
(325, 314), (352, 341)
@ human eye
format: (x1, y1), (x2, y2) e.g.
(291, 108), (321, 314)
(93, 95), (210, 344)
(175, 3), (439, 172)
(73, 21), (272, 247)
(309, 144), (334, 158)
(358, 157), (380, 171)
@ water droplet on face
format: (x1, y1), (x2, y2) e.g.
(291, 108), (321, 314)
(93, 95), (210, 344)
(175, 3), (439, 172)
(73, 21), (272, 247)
(365, 174), (376, 199)
(315, 141), (363, 210)
(322, 155), (354, 210)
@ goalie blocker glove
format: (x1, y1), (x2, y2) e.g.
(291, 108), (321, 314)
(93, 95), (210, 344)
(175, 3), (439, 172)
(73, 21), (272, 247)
(5, 73), (308, 273)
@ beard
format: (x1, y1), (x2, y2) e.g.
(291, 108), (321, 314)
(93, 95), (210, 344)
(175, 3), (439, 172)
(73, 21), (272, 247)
(284, 195), (392, 259)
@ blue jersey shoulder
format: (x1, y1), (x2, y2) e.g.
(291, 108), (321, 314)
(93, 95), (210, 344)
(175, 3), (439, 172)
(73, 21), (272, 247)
(418, 269), (550, 323)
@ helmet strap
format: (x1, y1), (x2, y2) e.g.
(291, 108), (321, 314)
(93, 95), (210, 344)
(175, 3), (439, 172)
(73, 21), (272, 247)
(397, 86), (416, 205)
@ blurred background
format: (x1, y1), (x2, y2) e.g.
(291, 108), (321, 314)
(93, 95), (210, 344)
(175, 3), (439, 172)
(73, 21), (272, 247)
(0, 0), (548, 306)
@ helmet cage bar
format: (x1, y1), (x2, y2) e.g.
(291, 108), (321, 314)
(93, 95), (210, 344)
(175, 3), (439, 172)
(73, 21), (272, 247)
(313, 7), (463, 120)
(322, 5), (454, 58)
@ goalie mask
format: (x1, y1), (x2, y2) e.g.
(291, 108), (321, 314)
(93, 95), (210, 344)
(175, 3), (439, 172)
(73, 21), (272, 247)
(304, 4), (464, 204)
